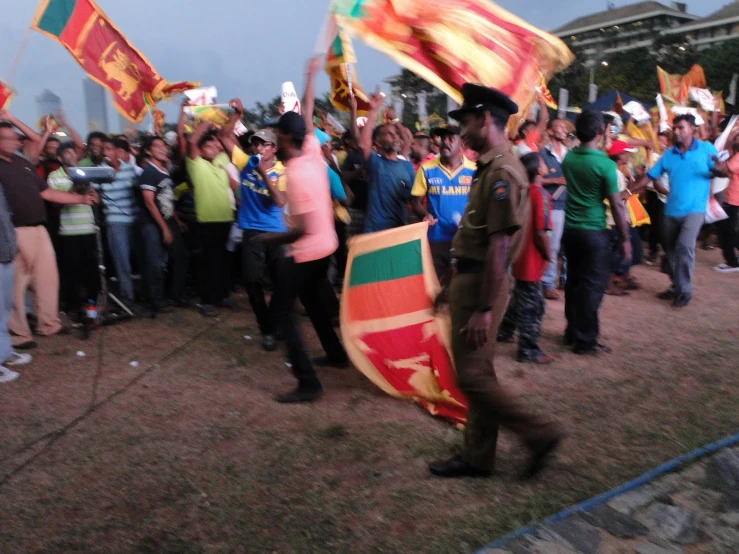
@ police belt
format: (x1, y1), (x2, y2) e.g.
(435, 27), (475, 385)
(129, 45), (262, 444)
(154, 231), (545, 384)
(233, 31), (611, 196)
(453, 258), (485, 274)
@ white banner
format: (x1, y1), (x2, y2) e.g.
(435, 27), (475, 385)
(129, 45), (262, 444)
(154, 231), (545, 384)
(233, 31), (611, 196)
(185, 86), (217, 106)
(281, 82), (301, 114)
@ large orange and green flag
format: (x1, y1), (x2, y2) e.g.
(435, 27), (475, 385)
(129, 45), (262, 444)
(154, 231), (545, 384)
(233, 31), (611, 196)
(31, 0), (198, 123)
(0, 80), (15, 110)
(657, 64), (707, 105)
(325, 22), (371, 116)
(330, 0), (573, 121)
(341, 223), (468, 426)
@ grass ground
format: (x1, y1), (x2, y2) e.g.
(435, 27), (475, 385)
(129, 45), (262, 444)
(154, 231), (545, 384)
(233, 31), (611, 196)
(1, 249), (738, 554)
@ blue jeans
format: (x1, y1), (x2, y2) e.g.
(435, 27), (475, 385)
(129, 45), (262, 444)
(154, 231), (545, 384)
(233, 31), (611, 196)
(0, 262), (14, 363)
(106, 223), (134, 304)
(542, 209), (566, 290)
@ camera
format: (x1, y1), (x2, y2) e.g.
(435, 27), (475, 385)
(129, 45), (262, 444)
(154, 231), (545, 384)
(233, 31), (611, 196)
(66, 166), (115, 194)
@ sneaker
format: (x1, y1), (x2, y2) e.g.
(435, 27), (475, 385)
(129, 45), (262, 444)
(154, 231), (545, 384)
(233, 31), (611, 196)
(217, 298), (234, 309)
(275, 386), (323, 403)
(198, 304), (217, 318)
(14, 341), (37, 351)
(657, 289), (676, 301)
(0, 366), (20, 383)
(672, 294), (691, 308)
(714, 263), (739, 273)
(4, 352), (32, 367)
(262, 334), (277, 352)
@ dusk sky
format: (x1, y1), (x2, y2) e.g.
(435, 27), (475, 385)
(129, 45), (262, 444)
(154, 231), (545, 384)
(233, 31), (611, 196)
(0, 0), (731, 134)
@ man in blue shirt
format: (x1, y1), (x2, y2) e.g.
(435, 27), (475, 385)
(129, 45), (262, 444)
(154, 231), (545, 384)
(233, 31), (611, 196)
(411, 126), (475, 285)
(636, 114), (724, 308)
(359, 95), (415, 233)
(220, 106), (287, 351)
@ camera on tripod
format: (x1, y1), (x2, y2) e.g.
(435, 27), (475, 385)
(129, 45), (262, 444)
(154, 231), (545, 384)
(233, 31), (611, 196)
(66, 166), (115, 194)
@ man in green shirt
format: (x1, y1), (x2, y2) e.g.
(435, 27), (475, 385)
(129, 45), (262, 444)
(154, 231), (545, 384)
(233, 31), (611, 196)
(186, 121), (235, 317)
(47, 142), (99, 319)
(561, 109), (631, 355)
(78, 131), (107, 167)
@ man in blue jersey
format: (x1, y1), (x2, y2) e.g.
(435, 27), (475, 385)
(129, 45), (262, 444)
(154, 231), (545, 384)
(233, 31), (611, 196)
(221, 102), (287, 352)
(411, 126), (475, 286)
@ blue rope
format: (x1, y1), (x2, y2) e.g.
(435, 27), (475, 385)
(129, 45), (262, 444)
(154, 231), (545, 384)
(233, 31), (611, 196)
(475, 431), (739, 552)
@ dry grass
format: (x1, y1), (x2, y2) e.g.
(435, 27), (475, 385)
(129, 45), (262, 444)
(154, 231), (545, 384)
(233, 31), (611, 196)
(1, 249), (738, 553)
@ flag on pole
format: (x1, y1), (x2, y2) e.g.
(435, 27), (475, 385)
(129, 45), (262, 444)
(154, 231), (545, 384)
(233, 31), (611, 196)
(0, 80), (15, 109)
(330, 0), (573, 121)
(341, 223), (468, 426)
(325, 22), (371, 116)
(657, 65), (707, 105)
(31, 0), (199, 123)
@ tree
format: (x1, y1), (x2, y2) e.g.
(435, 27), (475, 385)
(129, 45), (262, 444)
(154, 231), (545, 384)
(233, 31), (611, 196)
(699, 38), (739, 98)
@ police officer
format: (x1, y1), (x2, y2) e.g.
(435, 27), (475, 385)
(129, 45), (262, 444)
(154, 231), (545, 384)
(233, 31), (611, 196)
(429, 85), (562, 479)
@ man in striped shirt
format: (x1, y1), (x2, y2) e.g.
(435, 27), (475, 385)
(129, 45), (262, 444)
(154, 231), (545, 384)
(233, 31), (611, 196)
(96, 136), (139, 306)
(48, 143), (99, 317)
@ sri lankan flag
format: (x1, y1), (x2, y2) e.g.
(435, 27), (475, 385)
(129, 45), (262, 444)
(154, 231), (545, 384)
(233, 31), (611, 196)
(31, 0), (198, 123)
(341, 223), (468, 426)
(331, 0), (573, 119)
(657, 64), (707, 105)
(0, 80), (15, 110)
(325, 22), (371, 116)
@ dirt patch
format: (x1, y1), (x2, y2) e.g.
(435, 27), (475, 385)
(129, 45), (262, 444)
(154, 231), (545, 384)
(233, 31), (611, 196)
(1, 250), (738, 553)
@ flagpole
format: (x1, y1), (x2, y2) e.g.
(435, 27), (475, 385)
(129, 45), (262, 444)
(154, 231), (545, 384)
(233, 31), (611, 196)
(6, 27), (32, 85)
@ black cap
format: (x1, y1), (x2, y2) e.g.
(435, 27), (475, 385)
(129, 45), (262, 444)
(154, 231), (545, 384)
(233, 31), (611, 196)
(413, 131), (430, 139)
(277, 111), (306, 138)
(449, 84), (519, 123)
(435, 125), (461, 136)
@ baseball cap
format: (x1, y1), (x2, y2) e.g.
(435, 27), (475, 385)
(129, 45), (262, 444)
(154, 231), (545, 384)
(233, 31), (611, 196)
(607, 140), (638, 157)
(277, 111), (306, 138)
(414, 131), (430, 139)
(435, 125), (461, 136)
(249, 129), (277, 145)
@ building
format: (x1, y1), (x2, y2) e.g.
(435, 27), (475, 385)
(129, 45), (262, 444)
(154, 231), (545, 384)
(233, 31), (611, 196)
(36, 89), (61, 120)
(553, 1), (698, 56)
(83, 78), (109, 133)
(664, 1), (739, 49)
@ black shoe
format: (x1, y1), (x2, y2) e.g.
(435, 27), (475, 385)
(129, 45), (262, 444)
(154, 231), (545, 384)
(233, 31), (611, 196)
(573, 343), (612, 356)
(523, 435), (562, 480)
(275, 386), (323, 404)
(198, 304), (217, 318)
(312, 355), (350, 369)
(428, 455), (491, 478)
(262, 335), (277, 352)
(672, 294), (691, 308)
(656, 289), (676, 301)
(15, 341), (37, 351)
(217, 298), (234, 308)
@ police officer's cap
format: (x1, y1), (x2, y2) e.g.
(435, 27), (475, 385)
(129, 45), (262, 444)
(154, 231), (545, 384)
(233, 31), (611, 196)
(449, 84), (519, 123)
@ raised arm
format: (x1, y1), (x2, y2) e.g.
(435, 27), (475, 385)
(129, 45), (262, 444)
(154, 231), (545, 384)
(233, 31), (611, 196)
(188, 120), (212, 160)
(219, 98), (243, 158)
(177, 98), (189, 159)
(55, 109), (84, 154)
(302, 56), (322, 137)
(0, 110), (43, 163)
(349, 93), (359, 143)
(535, 93), (549, 135)
(359, 91), (384, 161)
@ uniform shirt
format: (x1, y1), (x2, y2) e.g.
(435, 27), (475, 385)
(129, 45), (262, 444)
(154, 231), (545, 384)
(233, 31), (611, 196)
(138, 163), (175, 224)
(185, 156), (235, 224)
(96, 161), (139, 225)
(562, 147), (619, 231)
(0, 185), (16, 264)
(647, 138), (717, 217)
(452, 142), (529, 265)
(539, 143), (568, 210)
(231, 147), (286, 233)
(512, 183), (551, 282)
(364, 153), (415, 233)
(0, 154), (48, 227)
(47, 168), (95, 236)
(285, 135), (338, 263)
(411, 156), (475, 243)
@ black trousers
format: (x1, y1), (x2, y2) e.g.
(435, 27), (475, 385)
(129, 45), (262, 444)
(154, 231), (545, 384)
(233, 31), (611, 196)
(275, 256), (347, 390)
(198, 222), (231, 306)
(646, 191), (667, 257)
(718, 203), (739, 268)
(563, 228), (610, 351)
(242, 229), (283, 335)
(141, 220), (187, 310)
(430, 240), (453, 288)
(59, 234), (99, 313)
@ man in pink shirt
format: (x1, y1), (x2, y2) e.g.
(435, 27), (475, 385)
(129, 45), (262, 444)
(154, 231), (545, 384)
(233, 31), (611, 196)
(254, 57), (348, 403)
(716, 133), (739, 273)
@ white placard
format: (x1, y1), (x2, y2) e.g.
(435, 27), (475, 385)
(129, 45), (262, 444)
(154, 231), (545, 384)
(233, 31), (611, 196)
(689, 87), (716, 112)
(185, 86), (217, 107)
(281, 82), (301, 114)
(622, 101), (651, 123)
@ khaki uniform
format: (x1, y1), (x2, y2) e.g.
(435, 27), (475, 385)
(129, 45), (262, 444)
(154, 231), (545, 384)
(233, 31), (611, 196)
(450, 142), (554, 471)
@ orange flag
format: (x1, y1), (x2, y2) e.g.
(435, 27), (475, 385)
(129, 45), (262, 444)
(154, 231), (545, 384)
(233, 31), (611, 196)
(0, 80), (15, 110)
(31, 0), (198, 123)
(657, 65), (707, 105)
(325, 22), (371, 116)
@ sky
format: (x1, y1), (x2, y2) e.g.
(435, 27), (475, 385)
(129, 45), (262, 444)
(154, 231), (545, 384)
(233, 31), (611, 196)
(0, 0), (731, 134)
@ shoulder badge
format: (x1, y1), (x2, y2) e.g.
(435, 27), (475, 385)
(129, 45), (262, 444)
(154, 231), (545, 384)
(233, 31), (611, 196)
(492, 180), (508, 200)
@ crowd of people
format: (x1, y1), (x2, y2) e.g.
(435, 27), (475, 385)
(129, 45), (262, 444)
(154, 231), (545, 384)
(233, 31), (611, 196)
(1, 55), (737, 477)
